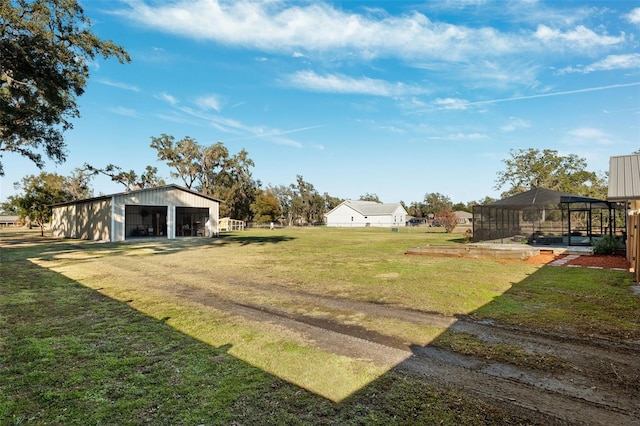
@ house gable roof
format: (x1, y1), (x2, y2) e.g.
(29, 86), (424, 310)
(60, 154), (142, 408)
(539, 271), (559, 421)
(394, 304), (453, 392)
(50, 184), (224, 207)
(326, 200), (405, 216)
(608, 154), (640, 201)
(454, 211), (472, 219)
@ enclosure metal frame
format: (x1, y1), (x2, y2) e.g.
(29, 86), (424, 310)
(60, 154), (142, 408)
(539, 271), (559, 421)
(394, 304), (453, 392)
(472, 191), (625, 246)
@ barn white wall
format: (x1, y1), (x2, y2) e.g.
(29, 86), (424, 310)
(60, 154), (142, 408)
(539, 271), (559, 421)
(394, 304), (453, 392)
(52, 198), (112, 240)
(113, 187), (219, 241)
(52, 186), (220, 242)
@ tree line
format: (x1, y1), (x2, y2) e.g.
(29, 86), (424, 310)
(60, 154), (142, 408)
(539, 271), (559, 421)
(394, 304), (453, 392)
(2, 141), (610, 234)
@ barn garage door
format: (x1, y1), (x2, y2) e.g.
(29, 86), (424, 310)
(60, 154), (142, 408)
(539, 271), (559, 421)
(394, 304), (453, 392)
(125, 205), (168, 239)
(176, 207), (209, 237)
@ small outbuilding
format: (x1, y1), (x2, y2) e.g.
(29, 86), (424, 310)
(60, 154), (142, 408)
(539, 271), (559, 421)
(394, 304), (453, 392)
(325, 200), (407, 227)
(51, 184), (222, 242)
(0, 215), (19, 227)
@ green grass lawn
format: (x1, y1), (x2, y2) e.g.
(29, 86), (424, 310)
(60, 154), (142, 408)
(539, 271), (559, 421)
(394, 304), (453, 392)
(1, 227), (637, 424)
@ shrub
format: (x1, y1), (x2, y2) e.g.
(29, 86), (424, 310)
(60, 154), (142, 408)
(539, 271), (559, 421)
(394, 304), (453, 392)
(593, 235), (620, 255)
(434, 210), (458, 233)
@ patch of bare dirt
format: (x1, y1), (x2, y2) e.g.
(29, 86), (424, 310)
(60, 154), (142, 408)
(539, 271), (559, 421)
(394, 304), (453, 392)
(524, 252), (559, 265)
(525, 252), (630, 270)
(565, 254), (630, 270)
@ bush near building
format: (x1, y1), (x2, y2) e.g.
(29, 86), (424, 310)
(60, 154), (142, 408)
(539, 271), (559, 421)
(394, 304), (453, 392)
(434, 210), (458, 233)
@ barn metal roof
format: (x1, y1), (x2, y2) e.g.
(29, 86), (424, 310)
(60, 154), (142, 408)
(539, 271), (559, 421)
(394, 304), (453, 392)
(607, 154), (640, 201)
(50, 184), (224, 207)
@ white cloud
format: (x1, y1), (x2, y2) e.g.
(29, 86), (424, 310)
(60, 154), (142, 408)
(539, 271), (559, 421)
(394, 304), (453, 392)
(375, 125), (406, 134)
(500, 117), (531, 132)
(288, 71), (429, 97)
(428, 132), (487, 141)
(625, 7), (640, 26)
(176, 106), (241, 133)
(265, 136), (303, 148)
(113, 1), (636, 111)
(156, 92), (179, 105)
(566, 127), (613, 145)
(115, 0), (571, 62)
(174, 104), (319, 148)
(109, 106), (141, 118)
(413, 59), (541, 90)
(534, 24), (625, 49)
(155, 113), (193, 124)
(407, 82), (640, 115)
(559, 54), (640, 74)
(433, 98), (469, 110)
(98, 79), (140, 92)
(195, 95), (223, 112)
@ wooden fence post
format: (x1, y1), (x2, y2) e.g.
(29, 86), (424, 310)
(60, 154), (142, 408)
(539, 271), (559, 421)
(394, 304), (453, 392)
(628, 213), (640, 281)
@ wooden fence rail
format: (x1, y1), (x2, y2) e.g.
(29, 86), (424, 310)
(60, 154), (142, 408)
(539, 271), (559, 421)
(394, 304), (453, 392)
(627, 212), (640, 282)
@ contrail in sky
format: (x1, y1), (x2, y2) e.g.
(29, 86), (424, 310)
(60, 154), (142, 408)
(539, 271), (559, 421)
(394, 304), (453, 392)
(408, 82), (640, 114)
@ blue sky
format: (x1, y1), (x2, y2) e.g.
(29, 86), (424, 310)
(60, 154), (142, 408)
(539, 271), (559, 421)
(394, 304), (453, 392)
(2, 0), (639, 205)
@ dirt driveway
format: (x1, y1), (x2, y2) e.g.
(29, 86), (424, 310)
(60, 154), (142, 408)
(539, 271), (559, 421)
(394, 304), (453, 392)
(165, 257), (639, 426)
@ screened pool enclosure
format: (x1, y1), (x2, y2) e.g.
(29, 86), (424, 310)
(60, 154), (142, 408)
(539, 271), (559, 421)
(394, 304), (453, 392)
(472, 188), (625, 246)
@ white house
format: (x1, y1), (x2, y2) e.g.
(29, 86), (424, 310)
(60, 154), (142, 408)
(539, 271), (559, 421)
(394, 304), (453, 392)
(325, 200), (407, 227)
(51, 184), (222, 242)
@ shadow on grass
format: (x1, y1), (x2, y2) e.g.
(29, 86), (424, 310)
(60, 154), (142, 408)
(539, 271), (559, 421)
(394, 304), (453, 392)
(216, 233), (296, 246)
(0, 258), (335, 424)
(1, 243), (521, 425)
(0, 231), (296, 264)
(2, 231), (638, 424)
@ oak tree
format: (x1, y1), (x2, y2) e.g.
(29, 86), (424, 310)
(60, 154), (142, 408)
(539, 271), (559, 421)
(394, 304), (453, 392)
(495, 148), (607, 198)
(3, 172), (69, 235)
(150, 134), (203, 189)
(424, 192), (453, 215)
(359, 193), (380, 202)
(0, 0), (130, 175)
(84, 163), (165, 191)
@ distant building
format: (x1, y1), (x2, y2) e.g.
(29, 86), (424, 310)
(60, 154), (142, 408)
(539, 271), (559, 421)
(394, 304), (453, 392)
(0, 215), (19, 227)
(454, 211), (473, 224)
(325, 200), (407, 227)
(51, 184), (221, 242)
